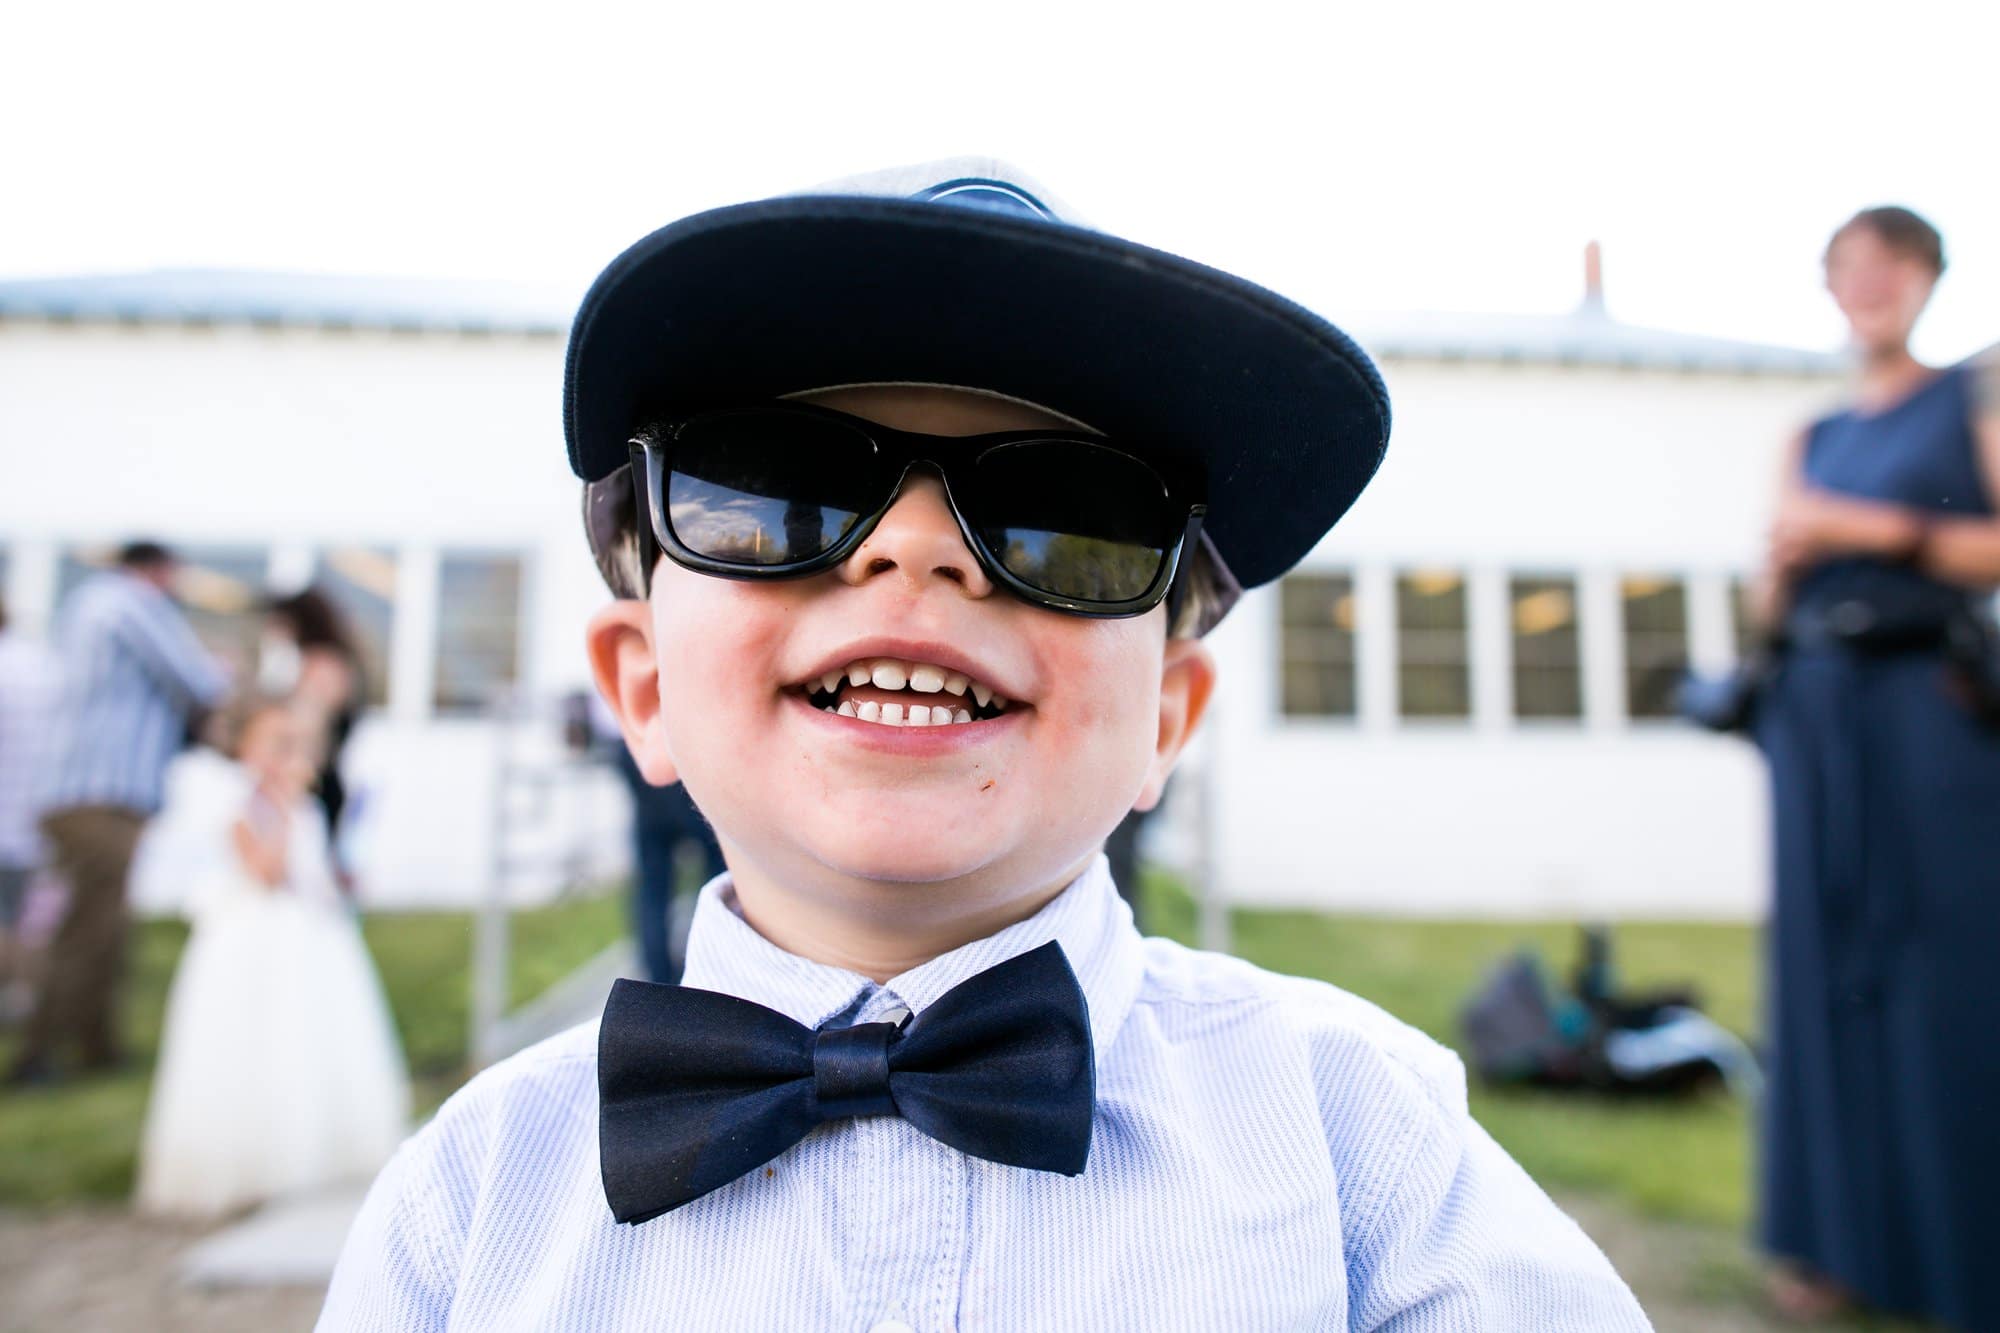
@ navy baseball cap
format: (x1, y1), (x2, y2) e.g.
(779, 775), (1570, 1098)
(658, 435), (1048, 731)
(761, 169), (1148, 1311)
(563, 158), (1391, 595)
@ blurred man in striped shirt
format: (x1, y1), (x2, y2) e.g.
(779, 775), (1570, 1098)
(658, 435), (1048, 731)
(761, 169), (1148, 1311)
(8, 542), (227, 1085)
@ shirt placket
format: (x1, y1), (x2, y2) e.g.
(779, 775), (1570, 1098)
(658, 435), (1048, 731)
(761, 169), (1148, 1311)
(841, 986), (967, 1333)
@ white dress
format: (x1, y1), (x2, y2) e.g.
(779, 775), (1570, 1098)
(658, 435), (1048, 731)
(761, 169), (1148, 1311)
(134, 751), (410, 1218)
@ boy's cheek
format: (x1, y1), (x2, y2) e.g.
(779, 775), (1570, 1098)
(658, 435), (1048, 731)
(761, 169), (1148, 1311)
(649, 583), (789, 705)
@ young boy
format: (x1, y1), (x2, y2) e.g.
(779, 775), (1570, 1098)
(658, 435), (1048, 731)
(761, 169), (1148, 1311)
(320, 160), (1649, 1330)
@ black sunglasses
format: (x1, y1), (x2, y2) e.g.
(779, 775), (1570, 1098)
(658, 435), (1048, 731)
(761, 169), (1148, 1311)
(627, 402), (1206, 620)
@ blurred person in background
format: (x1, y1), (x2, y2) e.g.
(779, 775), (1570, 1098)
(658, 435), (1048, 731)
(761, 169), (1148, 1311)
(1753, 207), (2000, 1327)
(134, 695), (406, 1218)
(1101, 803), (1154, 932)
(623, 753), (726, 984)
(262, 588), (365, 889)
(586, 690), (724, 984)
(6, 542), (227, 1085)
(0, 595), (61, 1020)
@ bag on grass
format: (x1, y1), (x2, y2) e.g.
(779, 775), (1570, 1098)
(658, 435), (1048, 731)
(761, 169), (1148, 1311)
(1459, 927), (1760, 1097)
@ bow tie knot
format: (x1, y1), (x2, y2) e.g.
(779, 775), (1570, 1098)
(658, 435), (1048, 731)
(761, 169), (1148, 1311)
(598, 940), (1095, 1223)
(812, 1020), (899, 1120)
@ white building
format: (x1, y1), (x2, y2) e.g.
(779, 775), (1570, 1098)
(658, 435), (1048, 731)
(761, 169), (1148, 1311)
(0, 271), (623, 911)
(0, 268), (1844, 916)
(1201, 297), (1842, 920)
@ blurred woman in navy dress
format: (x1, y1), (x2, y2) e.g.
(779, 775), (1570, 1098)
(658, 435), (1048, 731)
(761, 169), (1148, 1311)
(1755, 207), (2000, 1327)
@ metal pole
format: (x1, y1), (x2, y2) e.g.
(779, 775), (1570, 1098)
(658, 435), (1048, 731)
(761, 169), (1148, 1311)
(470, 690), (513, 1069)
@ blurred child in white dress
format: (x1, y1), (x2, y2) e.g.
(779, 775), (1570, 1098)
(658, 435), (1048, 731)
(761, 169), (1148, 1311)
(135, 697), (409, 1218)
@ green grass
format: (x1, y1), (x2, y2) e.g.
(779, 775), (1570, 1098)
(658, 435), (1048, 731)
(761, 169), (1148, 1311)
(0, 890), (626, 1208)
(3, 872), (1764, 1230)
(1139, 872), (1760, 1230)
(357, 891), (627, 1108)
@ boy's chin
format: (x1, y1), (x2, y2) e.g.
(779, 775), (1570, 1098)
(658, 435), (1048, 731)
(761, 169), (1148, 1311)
(817, 845), (997, 888)
(770, 785), (1011, 877)
(798, 823), (1014, 889)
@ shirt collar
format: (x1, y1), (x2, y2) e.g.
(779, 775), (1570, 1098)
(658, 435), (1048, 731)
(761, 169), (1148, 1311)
(678, 856), (1145, 1061)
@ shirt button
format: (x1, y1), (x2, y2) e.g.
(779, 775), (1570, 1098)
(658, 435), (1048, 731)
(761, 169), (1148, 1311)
(869, 1321), (916, 1333)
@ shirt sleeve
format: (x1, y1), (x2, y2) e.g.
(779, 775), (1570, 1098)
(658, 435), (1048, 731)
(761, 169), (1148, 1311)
(1345, 1082), (1653, 1331)
(113, 590), (229, 714)
(317, 1121), (471, 1331)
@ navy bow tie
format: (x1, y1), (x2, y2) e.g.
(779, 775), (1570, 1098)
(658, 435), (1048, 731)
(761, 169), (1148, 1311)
(598, 941), (1095, 1224)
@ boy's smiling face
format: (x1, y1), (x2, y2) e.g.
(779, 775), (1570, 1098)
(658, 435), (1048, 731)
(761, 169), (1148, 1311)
(589, 385), (1215, 968)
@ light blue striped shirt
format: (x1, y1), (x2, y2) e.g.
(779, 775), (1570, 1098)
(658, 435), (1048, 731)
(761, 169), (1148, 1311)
(320, 861), (1650, 1330)
(40, 572), (228, 815)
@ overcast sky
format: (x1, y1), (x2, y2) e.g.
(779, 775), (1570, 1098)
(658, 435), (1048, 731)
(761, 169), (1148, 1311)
(6, 0), (1994, 364)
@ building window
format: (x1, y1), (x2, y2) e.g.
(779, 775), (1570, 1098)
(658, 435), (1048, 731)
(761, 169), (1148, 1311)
(1511, 575), (1582, 720)
(1279, 573), (1357, 717)
(315, 547), (398, 709)
(1622, 575), (1689, 720)
(1397, 569), (1470, 719)
(174, 548), (273, 673)
(1731, 575), (1759, 662)
(434, 553), (523, 714)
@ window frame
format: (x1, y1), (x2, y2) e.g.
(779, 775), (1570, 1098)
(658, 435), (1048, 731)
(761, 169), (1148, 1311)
(1620, 572), (1692, 724)
(1275, 569), (1360, 722)
(432, 548), (530, 717)
(1394, 567), (1473, 724)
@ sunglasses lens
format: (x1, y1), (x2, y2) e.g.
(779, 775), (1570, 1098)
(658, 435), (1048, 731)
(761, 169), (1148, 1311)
(666, 411), (883, 566)
(972, 442), (1178, 604)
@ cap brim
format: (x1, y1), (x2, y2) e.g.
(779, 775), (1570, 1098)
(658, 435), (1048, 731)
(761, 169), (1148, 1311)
(563, 195), (1389, 590)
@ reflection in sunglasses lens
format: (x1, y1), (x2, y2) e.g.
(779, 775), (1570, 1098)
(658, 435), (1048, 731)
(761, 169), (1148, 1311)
(667, 414), (881, 564)
(975, 443), (1173, 602)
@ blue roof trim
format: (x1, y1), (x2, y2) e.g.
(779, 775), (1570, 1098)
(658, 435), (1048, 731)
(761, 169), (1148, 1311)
(0, 270), (1847, 376)
(0, 269), (574, 336)
(1345, 307), (1845, 377)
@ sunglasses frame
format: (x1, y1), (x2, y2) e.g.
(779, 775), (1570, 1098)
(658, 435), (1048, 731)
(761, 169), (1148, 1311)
(625, 402), (1207, 621)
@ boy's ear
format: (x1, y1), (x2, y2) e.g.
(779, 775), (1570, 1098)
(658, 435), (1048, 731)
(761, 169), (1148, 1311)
(586, 599), (680, 786)
(1134, 637), (1216, 812)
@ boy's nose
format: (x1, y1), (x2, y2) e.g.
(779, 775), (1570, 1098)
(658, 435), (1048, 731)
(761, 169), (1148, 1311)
(838, 473), (994, 601)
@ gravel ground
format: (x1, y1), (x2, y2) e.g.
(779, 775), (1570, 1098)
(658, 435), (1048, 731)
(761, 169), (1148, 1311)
(0, 1193), (1931, 1332)
(1562, 1192), (1797, 1332)
(0, 1209), (323, 1333)
(1570, 1194), (1930, 1332)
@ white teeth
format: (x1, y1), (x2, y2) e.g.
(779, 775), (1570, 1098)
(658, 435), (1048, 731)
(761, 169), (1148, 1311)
(827, 690), (981, 727)
(807, 658), (1011, 719)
